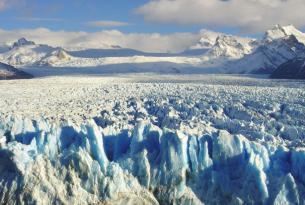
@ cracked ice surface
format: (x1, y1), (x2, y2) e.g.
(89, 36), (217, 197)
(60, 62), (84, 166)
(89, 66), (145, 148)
(0, 74), (305, 204)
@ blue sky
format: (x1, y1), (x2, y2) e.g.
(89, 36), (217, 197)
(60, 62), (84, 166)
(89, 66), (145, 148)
(0, 0), (169, 32)
(1, 0), (305, 35)
(0, 0), (242, 35)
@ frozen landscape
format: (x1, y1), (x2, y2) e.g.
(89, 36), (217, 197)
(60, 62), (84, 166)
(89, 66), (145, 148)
(0, 74), (305, 205)
(0, 2), (305, 203)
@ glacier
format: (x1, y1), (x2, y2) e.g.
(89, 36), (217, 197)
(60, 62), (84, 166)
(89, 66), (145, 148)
(0, 75), (304, 205)
(1, 23), (305, 205)
(1, 115), (305, 205)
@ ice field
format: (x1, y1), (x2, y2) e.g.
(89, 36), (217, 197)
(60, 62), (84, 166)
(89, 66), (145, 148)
(0, 74), (305, 204)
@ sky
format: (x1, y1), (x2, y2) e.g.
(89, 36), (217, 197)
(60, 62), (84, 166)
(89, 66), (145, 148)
(0, 0), (237, 34)
(0, 0), (305, 52)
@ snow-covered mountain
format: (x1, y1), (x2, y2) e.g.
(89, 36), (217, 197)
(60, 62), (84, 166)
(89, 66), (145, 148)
(227, 25), (305, 74)
(205, 35), (255, 60)
(190, 30), (221, 49)
(0, 38), (58, 66)
(0, 62), (33, 79)
(0, 25), (305, 77)
(39, 49), (72, 66)
(188, 30), (256, 59)
(0, 38), (207, 68)
(263, 24), (305, 44)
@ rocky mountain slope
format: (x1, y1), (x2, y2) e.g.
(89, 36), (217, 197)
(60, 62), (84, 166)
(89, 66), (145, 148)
(0, 62), (33, 80)
(270, 57), (305, 79)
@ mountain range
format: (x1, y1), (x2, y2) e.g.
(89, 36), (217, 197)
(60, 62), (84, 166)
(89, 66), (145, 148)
(0, 25), (305, 79)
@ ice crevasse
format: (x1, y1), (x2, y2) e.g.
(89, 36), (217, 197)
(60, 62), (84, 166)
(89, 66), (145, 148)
(0, 116), (305, 205)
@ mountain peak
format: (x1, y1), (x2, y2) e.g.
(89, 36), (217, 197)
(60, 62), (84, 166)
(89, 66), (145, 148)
(39, 49), (72, 66)
(189, 30), (222, 49)
(206, 34), (254, 59)
(264, 24), (305, 43)
(12, 38), (35, 48)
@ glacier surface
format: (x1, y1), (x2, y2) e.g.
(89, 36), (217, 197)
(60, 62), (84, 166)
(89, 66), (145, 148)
(0, 75), (305, 205)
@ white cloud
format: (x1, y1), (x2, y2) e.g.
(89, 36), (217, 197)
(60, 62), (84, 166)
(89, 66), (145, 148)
(0, 28), (200, 52)
(87, 20), (130, 27)
(136, 0), (305, 32)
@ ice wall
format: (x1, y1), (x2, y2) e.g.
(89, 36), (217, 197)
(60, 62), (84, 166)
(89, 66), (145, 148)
(0, 116), (304, 205)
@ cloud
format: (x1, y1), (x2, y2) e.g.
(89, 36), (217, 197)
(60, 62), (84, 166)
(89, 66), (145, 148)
(87, 20), (130, 27)
(0, 28), (200, 53)
(136, 0), (305, 32)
